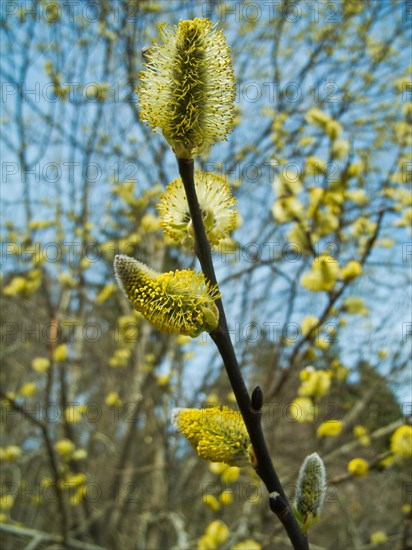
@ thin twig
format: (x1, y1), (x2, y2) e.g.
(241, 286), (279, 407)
(0, 523), (106, 550)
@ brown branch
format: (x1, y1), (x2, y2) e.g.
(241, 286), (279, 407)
(267, 207), (388, 399)
(0, 393), (70, 543)
(0, 523), (105, 550)
(328, 450), (393, 486)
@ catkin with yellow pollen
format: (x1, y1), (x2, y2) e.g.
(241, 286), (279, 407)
(114, 255), (220, 337)
(157, 171), (237, 248)
(172, 406), (255, 466)
(137, 18), (235, 159)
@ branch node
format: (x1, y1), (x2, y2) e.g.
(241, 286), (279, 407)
(269, 491), (289, 519)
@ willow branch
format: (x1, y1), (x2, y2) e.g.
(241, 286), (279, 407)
(0, 393), (69, 543)
(177, 157), (308, 550)
(0, 523), (105, 550)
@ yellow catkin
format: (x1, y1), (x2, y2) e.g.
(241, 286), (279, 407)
(114, 255), (220, 337)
